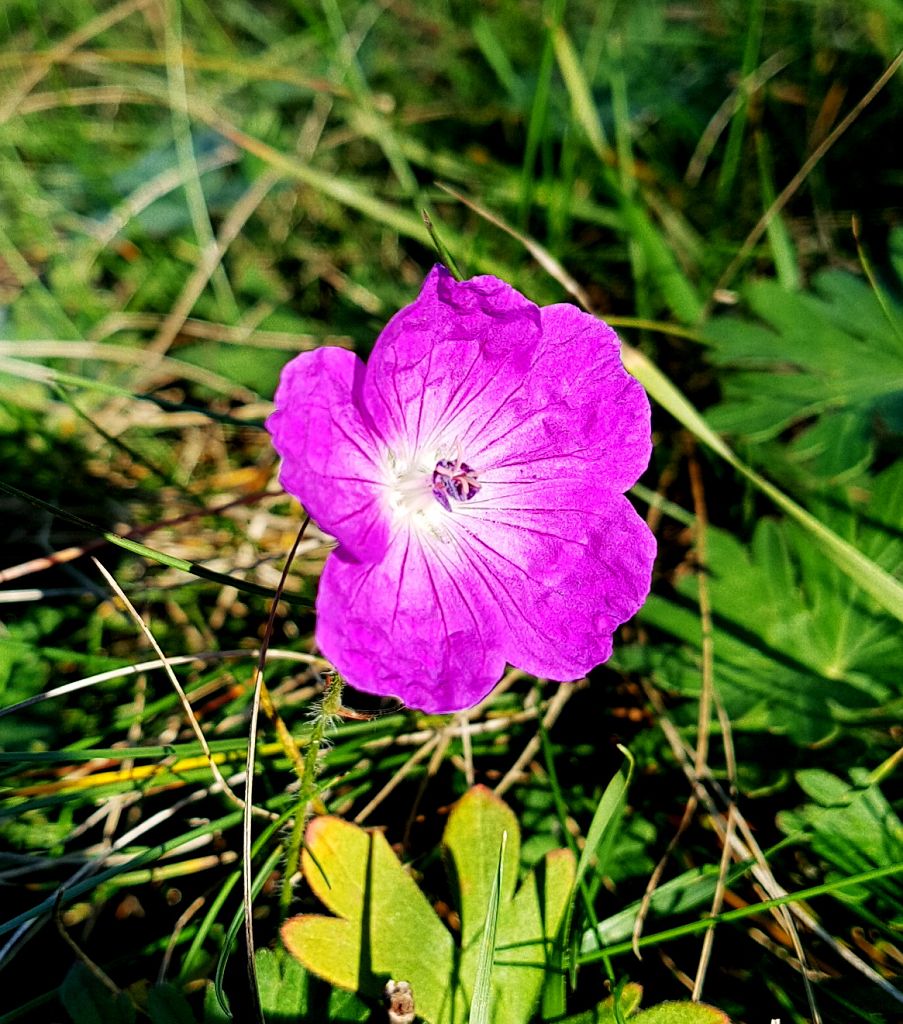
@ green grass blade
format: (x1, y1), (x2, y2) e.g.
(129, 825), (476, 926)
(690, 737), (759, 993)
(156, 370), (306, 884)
(553, 25), (704, 323)
(468, 829), (507, 1024)
(551, 24), (611, 163)
(0, 356), (261, 425)
(580, 861), (903, 962)
(214, 844), (285, 1016)
(575, 746), (635, 889)
(716, 0), (764, 204)
(755, 131), (800, 290)
(472, 14), (524, 105)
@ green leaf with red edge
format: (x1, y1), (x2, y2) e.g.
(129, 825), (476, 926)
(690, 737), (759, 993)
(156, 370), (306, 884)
(281, 787), (576, 1024)
(281, 814), (456, 1023)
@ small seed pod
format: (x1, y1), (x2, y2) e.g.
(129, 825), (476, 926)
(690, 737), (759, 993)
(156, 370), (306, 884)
(385, 979), (415, 1024)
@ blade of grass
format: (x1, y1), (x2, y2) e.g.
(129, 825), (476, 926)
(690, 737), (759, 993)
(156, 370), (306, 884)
(713, 47), (903, 298)
(92, 556), (271, 819)
(580, 861), (903, 962)
(239, 520), (308, 1023)
(755, 130), (800, 290)
(472, 14), (525, 106)
(0, 651), (321, 724)
(550, 22), (612, 165)
(180, 822), (286, 982)
(552, 24), (704, 323)
(853, 214), (903, 351)
(318, 0), (419, 200)
(715, 0), (764, 204)
(544, 746), (634, 1014)
(0, 356), (264, 424)
(518, 0), (563, 225)
(468, 830), (507, 1024)
(0, 0), (155, 125)
(606, 32), (649, 325)
(164, 0), (237, 321)
(215, 844), (284, 1018)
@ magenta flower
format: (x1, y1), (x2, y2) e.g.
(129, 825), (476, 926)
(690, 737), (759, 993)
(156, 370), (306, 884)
(266, 267), (655, 713)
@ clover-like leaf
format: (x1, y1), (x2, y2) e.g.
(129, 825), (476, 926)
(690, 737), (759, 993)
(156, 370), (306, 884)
(281, 787), (576, 1024)
(778, 768), (903, 916)
(444, 786), (576, 1024)
(281, 815), (456, 1023)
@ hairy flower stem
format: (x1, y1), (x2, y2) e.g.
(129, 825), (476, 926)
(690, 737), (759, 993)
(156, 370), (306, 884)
(259, 683), (305, 776)
(280, 675), (345, 915)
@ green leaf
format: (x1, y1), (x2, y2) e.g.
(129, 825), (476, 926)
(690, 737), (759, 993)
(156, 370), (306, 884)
(60, 964), (136, 1024)
(556, 983), (644, 1023)
(255, 947), (309, 1021)
(624, 343), (903, 625)
(147, 984), (198, 1024)
(444, 786), (520, 957)
(281, 815), (456, 1023)
(637, 463), (903, 743)
(282, 788), (576, 1024)
(630, 1002), (730, 1024)
(704, 268), (903, 477)
(445, 786), (576, 1024)
(778, 769), (903, 915)
(326, 988), (371, 1022)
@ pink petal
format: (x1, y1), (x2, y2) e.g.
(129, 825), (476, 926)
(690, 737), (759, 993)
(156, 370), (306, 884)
(361, 265), (543, 455)
(266, 347), (389, 562)
(454, 479), (656, 680)
(315, 528), (507, 713)
(475, 303), (652, 494)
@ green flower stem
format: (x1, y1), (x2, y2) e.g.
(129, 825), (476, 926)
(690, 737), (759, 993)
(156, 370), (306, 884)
(280, 675), (346, 916)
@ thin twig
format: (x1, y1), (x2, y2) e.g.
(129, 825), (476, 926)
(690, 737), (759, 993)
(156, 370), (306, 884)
(685, 50), (794, 186)
(91, 557), (271, 819)
(494, 682), (577, 796)
(643, 682), (903, 1008)
(242, 520), (308, 1021)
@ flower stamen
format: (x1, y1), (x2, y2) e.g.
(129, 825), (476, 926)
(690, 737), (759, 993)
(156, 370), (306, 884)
(432, 457), (481, 511)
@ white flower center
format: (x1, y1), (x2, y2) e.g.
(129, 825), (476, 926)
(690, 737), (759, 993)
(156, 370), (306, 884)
(382, 443), (481, 535)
